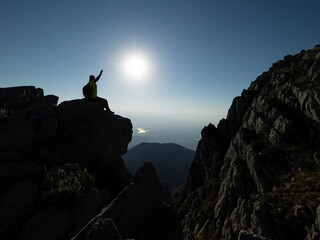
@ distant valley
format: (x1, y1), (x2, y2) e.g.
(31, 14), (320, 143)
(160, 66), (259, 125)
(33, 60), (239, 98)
(123, 142), (195, 191)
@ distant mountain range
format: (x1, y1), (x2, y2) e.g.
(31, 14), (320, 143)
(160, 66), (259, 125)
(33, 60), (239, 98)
(123, 142), (195, 190)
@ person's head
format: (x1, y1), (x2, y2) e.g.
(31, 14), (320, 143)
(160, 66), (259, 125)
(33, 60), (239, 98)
(89, 75), (95, 80)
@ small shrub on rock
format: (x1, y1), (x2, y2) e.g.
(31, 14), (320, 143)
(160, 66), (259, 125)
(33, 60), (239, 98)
(0, 108), (8, 119)
(44, 167), (95, 204)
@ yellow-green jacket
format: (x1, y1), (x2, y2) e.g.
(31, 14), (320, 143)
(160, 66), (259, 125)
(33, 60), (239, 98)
(89, 79), (97, 98)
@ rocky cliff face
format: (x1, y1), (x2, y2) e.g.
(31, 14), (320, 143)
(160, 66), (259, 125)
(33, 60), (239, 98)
(175, 45), (320, 240)
(0, 87), (182, 240)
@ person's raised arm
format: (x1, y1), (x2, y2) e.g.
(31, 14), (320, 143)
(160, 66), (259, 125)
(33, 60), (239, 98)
(95, 70), (103, 82)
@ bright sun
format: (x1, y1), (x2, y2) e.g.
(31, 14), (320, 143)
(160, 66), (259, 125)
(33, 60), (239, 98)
(122, 53), (150, 81)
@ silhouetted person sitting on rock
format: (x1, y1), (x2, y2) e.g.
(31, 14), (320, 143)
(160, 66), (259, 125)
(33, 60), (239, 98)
(83, 70), (114, 114)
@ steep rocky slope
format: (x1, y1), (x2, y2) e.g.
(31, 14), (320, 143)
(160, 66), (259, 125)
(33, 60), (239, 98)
(0, 87), (182, 240)
(175, 45), (320, 240)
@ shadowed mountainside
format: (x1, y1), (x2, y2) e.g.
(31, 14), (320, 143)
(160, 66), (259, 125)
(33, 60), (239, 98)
(123, 142), (195, 190)
(175, 44), (320, 240)
(0, 87), (182, 240)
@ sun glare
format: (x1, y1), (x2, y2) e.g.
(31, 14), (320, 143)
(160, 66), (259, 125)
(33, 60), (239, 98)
(122, 53), (150, 81)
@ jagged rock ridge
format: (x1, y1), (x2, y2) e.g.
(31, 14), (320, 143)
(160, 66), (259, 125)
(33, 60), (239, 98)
(175, 45), (320, 240)
(0, 87), (182, 240)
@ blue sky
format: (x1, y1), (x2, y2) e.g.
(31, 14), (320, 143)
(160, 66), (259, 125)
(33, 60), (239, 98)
(1, 0), (320, 149)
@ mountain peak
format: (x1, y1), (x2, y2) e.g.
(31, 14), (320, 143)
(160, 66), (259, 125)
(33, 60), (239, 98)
(176, 44), (320, 240)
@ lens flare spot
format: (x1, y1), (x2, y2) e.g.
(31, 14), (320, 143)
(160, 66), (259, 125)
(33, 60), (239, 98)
(137, 128), (149, 134)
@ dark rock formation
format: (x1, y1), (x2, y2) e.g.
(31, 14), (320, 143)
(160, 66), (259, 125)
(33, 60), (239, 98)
(84, 218), (121, 240)
(0, 87), (182, 239)
(0, 181), (38, 238)
(72, 162), (183, 240)
(175, 45), (320, 240)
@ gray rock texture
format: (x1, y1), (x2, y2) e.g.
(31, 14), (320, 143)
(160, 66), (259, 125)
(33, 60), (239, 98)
(176, 45), (320, 240)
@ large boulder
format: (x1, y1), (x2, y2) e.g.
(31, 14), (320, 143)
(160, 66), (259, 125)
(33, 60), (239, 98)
(28, 95), (59, 142)
(0, 89), (58, 152)
(100, 157), (132, 196)
(19, 189), (102, 240)
(18, 207), (74, 240)
(84, 218), (121, 240)
(0, 151), (40, 196)
(0, 86), (43, 110)
(56, 99), (104, 128)
(0, 120), (36, 152)
(0, 181), (38, 240)
(72, 162), (183, 240)
(47, 101), (132, 184)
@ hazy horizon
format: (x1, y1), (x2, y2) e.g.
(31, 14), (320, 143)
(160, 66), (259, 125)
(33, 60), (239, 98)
(125, 112), (209, 150)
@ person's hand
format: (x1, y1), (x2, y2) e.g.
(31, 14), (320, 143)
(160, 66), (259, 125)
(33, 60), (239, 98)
(100, 70), (103, 74)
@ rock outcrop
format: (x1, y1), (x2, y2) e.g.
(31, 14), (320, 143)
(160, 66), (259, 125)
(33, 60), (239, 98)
(73, 162), (182, 240)
(175, 44), (320, 240)
(0, 87), (182, 239)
